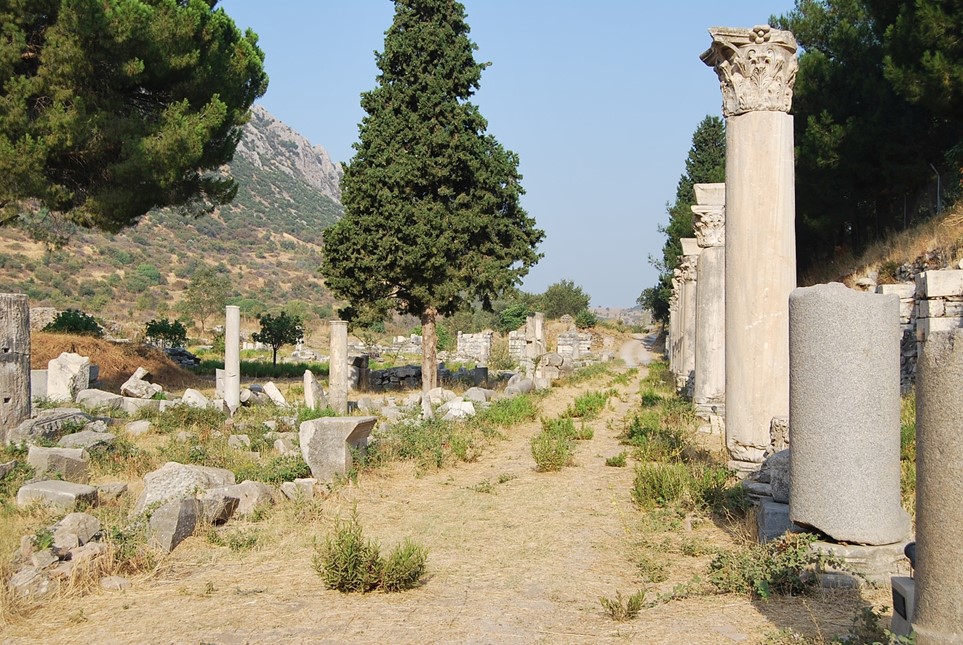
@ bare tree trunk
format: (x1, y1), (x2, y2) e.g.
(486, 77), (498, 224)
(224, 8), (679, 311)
(0, 294), (30, 438)
(421, 308), (438, 392)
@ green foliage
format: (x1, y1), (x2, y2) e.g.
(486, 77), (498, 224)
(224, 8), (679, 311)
(622, 412), (686, 462)
(42, 308), (103, 336)
(498, 301), (532, 332)
(233, 453), (311, 485)
(541, 279), (591, 319)
(476, 394), (538, 427)
(598, 589), (645, 621)
(605, 451), (627, 467)
(319, 0), (544, 392)
(194, 359), (327, 380)
(365, 416), (488, 473)
(530, 428), (574, 472)
(252, 311), (304, 366)
(144, 318), (187, 348)
(565, 390), (611, 419)
(574, 309), (598, 329)
(707, 532), (838, 600)
(0, 0), (267, 230)
(313, 513), (427, 593)
(178, 267), (230, 333)
(645, 115), (725, 324)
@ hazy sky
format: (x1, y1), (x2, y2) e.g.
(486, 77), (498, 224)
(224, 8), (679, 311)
(221, 0), (798, 308)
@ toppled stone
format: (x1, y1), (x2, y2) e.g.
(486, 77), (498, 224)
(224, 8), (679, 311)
(463, 387), (493, 403)
(31, 549), (59, 569)
(8, 567), (59, 599)
(425, 387), (456, 405)
(504, 378), (534, 397)
(300, 417), (376, 481)
(0, 459), (17, 479)
(280, 478), (317, 500)
(125, 419), (152, 437)
(181, 388), (210, 409)
(100, 575), (131, 591)
(148, 498), (203, 552)
(47, 353), (91, 402)
(27, 446), (90, 483)
(227, 434), (251, 450)
(271, 433), (298, 455)
(17, 480), (98, 510)
(303, 370), (328, 410)
(199, 490), (239, 525)
(263, 382), (287, 406)
(121, 397), (162, 415)
(66, 541), (107, 566)
(441, 399), (476, 420)
(96, 482), (128, 502)
(208, 480), (274, 517)
(57, 429), (115, 450)
(6, 408), (92, 446)
(121, 367), (164, 399)
(135, 462), (236, 514)
(767, 449), (791, 504)
(52, 512), (101, 550)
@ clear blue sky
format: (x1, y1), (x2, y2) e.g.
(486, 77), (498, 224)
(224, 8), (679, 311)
(221, 0), (798, 309)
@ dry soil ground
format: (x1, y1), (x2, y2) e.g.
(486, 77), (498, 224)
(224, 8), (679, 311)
(2, 336), (888, 644)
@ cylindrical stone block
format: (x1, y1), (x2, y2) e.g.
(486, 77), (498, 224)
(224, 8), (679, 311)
(725, 111), (796, 462)
(914, 330), (963, 645)
(224, 306), (240, 412)
(0, 293), (30, 435)
(329, 320), (348, 415)
(788, 283), (910, 545)
(694, 245), (725, 406)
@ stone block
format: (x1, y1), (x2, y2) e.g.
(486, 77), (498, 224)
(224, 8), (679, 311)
(766, 449), (790, 504)
(811, 540), (911, 587)
(27, 446), (90, 483)
(264, 382), (287, 406)
(789, 283), (910, 545)
(208, 480), (274, 516)
(916, 315), (963, 342)
(299, 416), (376, 481)
(280, 478), (317, 500)
(876, 283), (916, 299)
(918, 299), (945, 318)
(17, 480), (98, 510)
(47, 352), (91, 402)
(303, 369), (327, 410)
(135, 462), (235, 514)
(891, 576), (915, 638)
(917, 269), (963, 298)
(199, 490), (239, 524)
(148, 498), (203, 553)
(181, 388), (210, 409)
(755, 499), (801, 542)
(125, 419), (152, 437)
(30, 369), (47, 400)
(6, 408), (91, 446)
(227, 434), (251, 450)
(120, 396), (161, 415)
(8, 567), (59, 599)
(57, 429), (115, 450)
(51, 512), (100, 550)
(121, 367), (163, 399)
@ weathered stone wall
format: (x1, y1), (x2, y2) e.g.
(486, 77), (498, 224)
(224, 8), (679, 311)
(556, 331), (591, 359)
(456, 331), (493, 363)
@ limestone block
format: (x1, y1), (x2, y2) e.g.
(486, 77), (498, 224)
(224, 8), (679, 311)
(209, 480), (274, 516)
(181, 388), (210, 409)
(227, 434), (251, 450)
(31, 369), (47, 401)
(67, 541), (107, 567)
(463, 387), (492, 403)
(47, 352), (90, 402)
(766, 450), (790, 504)
(8, 567), (59, 599)
(811, 540), (911, 587)
(135, 462), (236, 514)
(148, 498), (203, 553)
(6, 408), (91, 446)
(272, 433), (298, 455)
(918, 299), (945, 318)
(916, 315), (963, 342)
(891, 576), (916, 638)
(121, 367), (164, 399)
(442, 400), (476, 420)
(280, 478), (317, 500)
(877, 283), (916, 299)
(425, 387), (456, 405)
(789, 283), (910, 545)
(303, 370), (327, 410)
(120, 396), (161, 415)
(125, 419), (151, 437)
(57, 429), (115, 450)
(199, 490), (239, 524)
(914, 330), (963, 645)
(27, 446), (90, 483)
(299, 416), (376, 481)
(17, 480), (98, 510)
(96, 482), (127, 502)
(51, 512), (100, 550)
(263, 382), (287, 406)
(755, 499), (801, 543)
(917, 269), (963, 298)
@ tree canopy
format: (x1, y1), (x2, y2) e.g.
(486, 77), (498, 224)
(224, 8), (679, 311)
(320, 0), (543, 391)
(541, 279), (590, 320)
(0, 0), (267, 232)
(252, 312), (304, 366)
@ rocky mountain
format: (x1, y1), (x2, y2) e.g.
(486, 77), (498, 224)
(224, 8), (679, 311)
(0, 105), (346, 336)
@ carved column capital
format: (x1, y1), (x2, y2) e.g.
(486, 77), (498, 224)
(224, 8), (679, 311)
(701, 25), (798, 117)
(679, 255), (699, 283)
(692, 204), (726, 248)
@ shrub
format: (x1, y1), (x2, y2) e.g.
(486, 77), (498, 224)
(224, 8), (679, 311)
(707, 532), (834, 599)
(476, 393), (538, 427)
(605, 451), (627, 467)
(313, 514), (427, 593)
(531, 428), (574, 472)
(622, 413), (685, 463)
(565, 390), (611, 419)
(144, 318), (187, 348)
(42, 308), (103, 336)
(574, 309), (598, 329)
(599, 589), (645, 621)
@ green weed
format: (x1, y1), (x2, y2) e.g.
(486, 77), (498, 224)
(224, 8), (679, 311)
(707, 533), (834, 600)
(605, 451), (627, 467)
(598, 589), (645, 621)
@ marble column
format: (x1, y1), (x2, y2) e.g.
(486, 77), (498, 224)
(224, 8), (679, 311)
(668, 271), (682, 374)
(702, 25), (798, 463)
(329, 320), (348, 415)
(678, 239), (701, 394)
(914, 330), (963, 645)
(224, 305), (240, 413)
(0, 294), (30, 437)
(692, 184), (726, 426)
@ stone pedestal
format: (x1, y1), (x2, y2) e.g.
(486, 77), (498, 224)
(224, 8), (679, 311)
(47, 352), (90, 402)
(224, 306), (240, 413)
(692, 183), (726, 424)
(328, 320), (349, 415)
(0, 294), (30, 436)
(299, 416), (376, 482)
(702, 26), (798, 463)
(788, 283), (910, 545)
(914, 330), (963, 645)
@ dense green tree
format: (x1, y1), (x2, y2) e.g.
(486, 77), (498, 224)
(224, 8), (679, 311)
(252, 312), (304, 366)
(541, 279), (590, 319)
(774, 0), (963, 270)
(144, 318), (187, 348)
(0, 0), (267, 232)
(320, 0), (543, 391)
(178, 266), (230, 334)
(643, 116), (725, 324)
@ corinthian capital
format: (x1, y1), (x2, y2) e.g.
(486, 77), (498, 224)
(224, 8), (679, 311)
(692, 204), (725, 248)
(678, 255), (698, 283)
(701, 25), (798, 117)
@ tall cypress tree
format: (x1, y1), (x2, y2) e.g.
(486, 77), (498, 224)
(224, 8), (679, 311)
(640, 116), (725, 323)
(321, 0), (543, 391)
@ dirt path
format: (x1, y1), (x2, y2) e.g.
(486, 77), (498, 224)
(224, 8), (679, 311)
(1, 352), (875, 644)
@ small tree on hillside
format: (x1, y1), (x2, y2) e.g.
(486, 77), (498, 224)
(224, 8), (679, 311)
(542, 280), (591, 319)
(252, 312), (304, 366)
(178, 267), (230, 335)
(144, 318), (187, 349)
(320, 0), (544, 392)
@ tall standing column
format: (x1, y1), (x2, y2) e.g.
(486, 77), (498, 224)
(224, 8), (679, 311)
(692, 184), (726, 422)
(224, 306), (240, 413)
(702, 25), (798, 464)
(329, 320), (349, 415)
(0, 294), (30, 438)
(668, 272), (682, 374)
(914, 330), (963, 645)
(678, 239), (701, 394)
